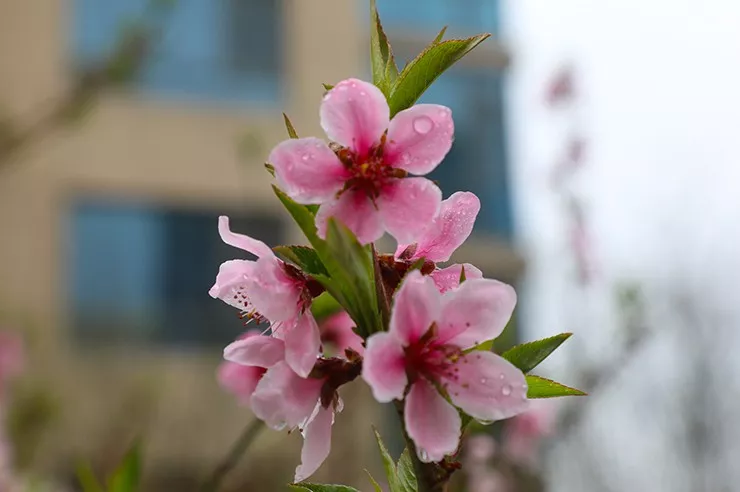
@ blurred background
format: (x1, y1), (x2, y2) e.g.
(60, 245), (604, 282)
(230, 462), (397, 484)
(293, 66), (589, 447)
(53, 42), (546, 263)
(1, 0), (739, 490)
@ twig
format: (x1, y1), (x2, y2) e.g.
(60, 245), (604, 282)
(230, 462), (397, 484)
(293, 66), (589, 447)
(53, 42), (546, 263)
(198, 418), (264, 492)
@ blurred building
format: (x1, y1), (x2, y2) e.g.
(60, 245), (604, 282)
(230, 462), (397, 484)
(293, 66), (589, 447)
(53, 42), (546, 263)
(0, 0), (518, 487)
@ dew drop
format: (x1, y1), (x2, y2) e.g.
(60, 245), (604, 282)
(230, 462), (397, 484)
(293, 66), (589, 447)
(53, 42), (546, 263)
(499, 374), (505, 380)
(419, 449), (430, 462)
(301, 154), (310, 161)
(480, 378), (487, 384)
(360, 91), (367, 96)
(412, 116), (434, 134)
(502, 384), (512, 396)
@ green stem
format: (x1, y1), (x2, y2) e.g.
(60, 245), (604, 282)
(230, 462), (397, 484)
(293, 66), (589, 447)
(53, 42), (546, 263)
(198, 418), (264, 492)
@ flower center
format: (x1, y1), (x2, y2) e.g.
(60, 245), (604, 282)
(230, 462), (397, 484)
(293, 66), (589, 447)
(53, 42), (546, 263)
(404, 325), (464, 385)
(333, 134), (407, 200)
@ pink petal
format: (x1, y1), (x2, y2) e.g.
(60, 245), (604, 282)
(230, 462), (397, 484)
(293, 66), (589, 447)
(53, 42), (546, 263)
(437, 278), (517, 350)
(209, 260), (255, 311)
(217, 361), (266, 403)
(315, 190), (384, 244)
(282, 314), (321, 378)
(385, 104), (454, 175)
(250, 362), (323, 430)
(218, 216), (273, 258)
(270, 137), (350, 204)
(389, 271), (441, 345)
(430, 263), (483, 294)
(320, 311), (365, 357)
(404, 379), (461, 463)
(412, 192), (481, 262)
(319, 78), (389, 156)
(362, 332), (408, 402)
(223, 335), (285, 368)
(244, 257), (302, 322)
(295, 405), (334, 482)
(445, 351), (529, 422)
(377, 177), (442, 244)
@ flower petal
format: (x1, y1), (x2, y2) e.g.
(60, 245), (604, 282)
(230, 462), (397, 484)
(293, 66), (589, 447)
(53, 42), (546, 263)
(445, 351), (529, 422)
(389, 271), (441, 346)
(437, 278), (517, 349)
(250, 362), (323, 430)
(320, 78), (389, 156)
(209, 260), (255, 311)
(385, 104), (454, 175)
(283, 314), (321, 378)
(223, 335), (285, 368)
(362, 332), (408, 402)
(295, 405), (334, 483)
(217, 361), (266, 403)
(320, 311), (365, 357)
(377, 178), (442, 245)
(404, 379), (461, 463)
(430, 263), (483, 294)
(270, 137), (350, 204)
(315, 190), (384, 244)
(244, 257), (302, 322)
(218, 216), (273, 258)
(412, 192), (481, 262)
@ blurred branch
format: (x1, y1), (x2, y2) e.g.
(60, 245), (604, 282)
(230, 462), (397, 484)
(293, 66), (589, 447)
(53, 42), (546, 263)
(0, 0), (173, 170)
(198, 418), (264, 492)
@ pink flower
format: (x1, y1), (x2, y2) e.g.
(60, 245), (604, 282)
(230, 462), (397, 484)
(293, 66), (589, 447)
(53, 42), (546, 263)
(218, 332), (269, 404)
(395, 192), (484, 293)
(250, 362), (338, 482)
(270, 78), (454, 244)
(502, 400), (556, 467)
(210, 216), (321, 377)
(319, 311), (365, 357)
(362, 271), (528, 463)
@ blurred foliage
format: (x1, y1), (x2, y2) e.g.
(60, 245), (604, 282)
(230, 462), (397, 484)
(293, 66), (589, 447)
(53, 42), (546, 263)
(77, 440), (142, 492)
(7, 382), (59, 470)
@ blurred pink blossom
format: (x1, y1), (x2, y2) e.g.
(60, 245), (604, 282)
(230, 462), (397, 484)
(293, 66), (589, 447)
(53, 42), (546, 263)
(319, 311), (364, 357)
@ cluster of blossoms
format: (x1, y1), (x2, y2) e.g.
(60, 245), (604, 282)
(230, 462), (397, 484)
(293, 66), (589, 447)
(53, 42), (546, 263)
(210, 78), (529, 482)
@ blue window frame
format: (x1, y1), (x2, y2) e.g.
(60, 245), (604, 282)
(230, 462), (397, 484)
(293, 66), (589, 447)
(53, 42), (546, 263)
(373, 0), (499, 35)
(68, 201), (285, 347)
(72, 0), (282, 104)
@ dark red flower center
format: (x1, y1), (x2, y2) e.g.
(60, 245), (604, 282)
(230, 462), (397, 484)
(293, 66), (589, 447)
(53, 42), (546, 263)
(333, 134), (407, 200)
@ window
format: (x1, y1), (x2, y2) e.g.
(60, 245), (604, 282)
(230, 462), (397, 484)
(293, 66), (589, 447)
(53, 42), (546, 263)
(72, 0), (282, 104)
(68, 201), (285, 347)
(373, 0), (499, 35)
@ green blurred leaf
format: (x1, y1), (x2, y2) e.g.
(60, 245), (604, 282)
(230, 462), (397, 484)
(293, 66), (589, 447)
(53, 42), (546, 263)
(526, 375), (586, 399)
(283, 113), (299, 139)
(396, 448), (418, 492)
(369, 0), (398, 96)
(502, 333), (572, 373)
(107, 441), (142, 492)
(373, 427), (398, 491)
(289, 485), (361, 492)
(76, 463), (104, 492)
(365, 470), (383, 492)
(273, 245), (329, 276)
(273, 186), (324, 248)
(264, 163), (276, 177)
(432, 26), (448, 44)
(322, 83), (335, 92)
(388, 34), (490, 116)
(466, 339), (494, 354)
(310, 292), (343, 320)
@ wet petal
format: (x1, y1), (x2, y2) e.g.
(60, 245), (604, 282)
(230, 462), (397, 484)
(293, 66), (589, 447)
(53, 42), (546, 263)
(377, 177), (442, 245)
(315, 190), (384, 244)
(283, 314), (321, 378)
(218, 216), (274, 258)
(362, 332), (408, 402)
(320, 78), (389, 156)
(270, 137), (350, 204)
(295, 405), (334, 482)
(404, 379), (461, 463)
(437, 278), (517, 349)
(389, 271), (441, 346)
(385, 104), (454, 175)
(223, 335), (285, 368)
(430, 263), (483, 294)
(445, 351), (529, 422)
(209, 260), (255, 311)
(250, 362), (323, 430)
(245, 257), (302, 322)
(412, 192), (481, 262)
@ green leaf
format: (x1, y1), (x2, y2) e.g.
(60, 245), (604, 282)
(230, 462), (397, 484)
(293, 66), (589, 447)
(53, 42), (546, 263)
(283, 113), (299, 139)
(502, 333), (572, 373)
(365, 470), (383, 492)
(466, 339), (494, 353)
(458, 264), (467, 284)
(107, 441), (142, 492)
(388, 34), (490, 116)
(273, 186), (323, 248)
(311, 292), (343, 320)
(432, 26), (448, 44)
(76, 463), (104, 492)
(273, 245), (329, 276)
(264, 163), (275, 177)
(526, 375), (587, 399)
(322, 83), (334, 92)
(369, 0), (398, 96)
(289, 485), (361, 492)
(373, 427), (398, 491)
(396, 448), (418, 492)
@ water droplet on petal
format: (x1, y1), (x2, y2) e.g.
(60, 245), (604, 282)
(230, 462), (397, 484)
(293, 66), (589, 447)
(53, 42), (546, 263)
(419, 449), (430, 462)
(499, 374), (505, 380)
(502, 384), (512, 396)
(480, 378), (487, 384)
(413, 116), (434, 135)
(360, 91), (367, 96)
(301, 154), (309, 161)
